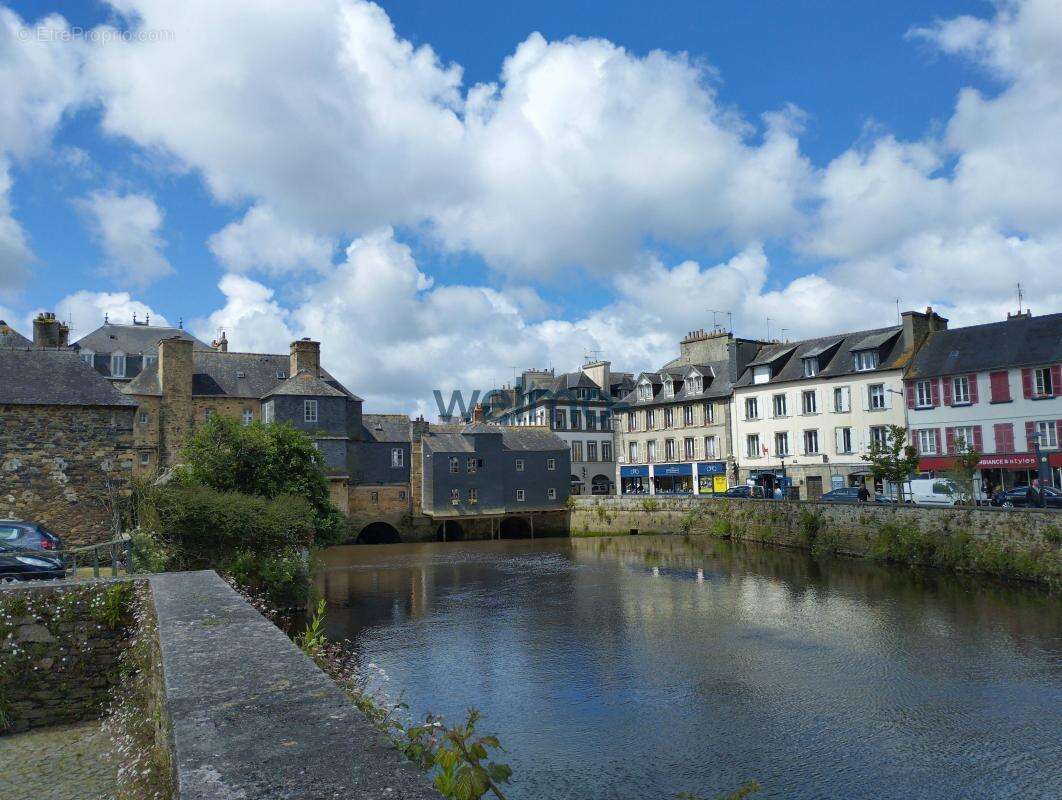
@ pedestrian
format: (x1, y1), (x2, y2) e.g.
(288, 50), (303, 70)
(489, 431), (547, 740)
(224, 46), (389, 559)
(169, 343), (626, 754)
(857, 483), (870, 502)
(1030, 478), (1046, 508)
(773, 485), (784, 500)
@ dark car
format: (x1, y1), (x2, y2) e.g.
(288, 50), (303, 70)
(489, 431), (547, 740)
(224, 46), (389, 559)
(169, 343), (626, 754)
(0, 520), (64, 553)
(722, 486), (766, 499)
(0, 545), (65, 583)
(991, 486), (1062, 509)
(819, 487), (895, 504)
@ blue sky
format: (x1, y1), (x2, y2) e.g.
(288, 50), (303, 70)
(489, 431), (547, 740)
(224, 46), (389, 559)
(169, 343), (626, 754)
(1, 0), (1059, 411)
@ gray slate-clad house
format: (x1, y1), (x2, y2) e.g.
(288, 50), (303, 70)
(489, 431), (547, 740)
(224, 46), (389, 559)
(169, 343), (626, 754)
(73, 318), (211, 382)
(358, 414), (411, 485)
(0, 349), (136, 545)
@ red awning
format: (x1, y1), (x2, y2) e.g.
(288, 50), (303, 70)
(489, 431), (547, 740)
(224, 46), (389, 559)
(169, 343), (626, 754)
(918, 452), (1062, 471)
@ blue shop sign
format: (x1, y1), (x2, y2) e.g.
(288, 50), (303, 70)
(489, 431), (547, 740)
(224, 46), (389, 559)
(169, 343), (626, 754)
(697, 461), (726, 475)
(621, 465), (650, 478)
(656, 463), (692, 476)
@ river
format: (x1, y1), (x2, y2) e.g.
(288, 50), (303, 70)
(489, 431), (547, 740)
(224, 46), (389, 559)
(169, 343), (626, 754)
(315, 535), (1062, 800)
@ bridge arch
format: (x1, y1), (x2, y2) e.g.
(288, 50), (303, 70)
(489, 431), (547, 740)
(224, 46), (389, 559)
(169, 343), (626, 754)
(356, 521), (402, 545)
(499, 516), (532, 539)
(436, 520), (465, 542)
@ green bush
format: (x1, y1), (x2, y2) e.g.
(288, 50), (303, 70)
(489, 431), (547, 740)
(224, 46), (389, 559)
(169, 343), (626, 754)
(129, 529), (175, 573)
(226, 549), (313, 610)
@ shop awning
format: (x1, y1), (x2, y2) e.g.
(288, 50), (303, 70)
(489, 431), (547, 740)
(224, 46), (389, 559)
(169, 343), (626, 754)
(697, 461), (726, 475)
(621, 465), (649, 478)
(917, 452), (1062, 471)
(654, 463), (692, 476)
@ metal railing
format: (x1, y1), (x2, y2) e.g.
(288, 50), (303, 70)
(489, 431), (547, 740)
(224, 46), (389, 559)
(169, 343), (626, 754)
(1, 536), (135, 581)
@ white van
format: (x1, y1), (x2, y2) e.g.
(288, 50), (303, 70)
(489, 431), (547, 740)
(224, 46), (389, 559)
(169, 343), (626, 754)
(903, 478), (960, 505)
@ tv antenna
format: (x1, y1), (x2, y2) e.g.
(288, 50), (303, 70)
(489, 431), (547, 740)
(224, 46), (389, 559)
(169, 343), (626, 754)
(709, 309), (732, 333)
(766, 317), (774, 342)
(1016, 282), (1024, 315)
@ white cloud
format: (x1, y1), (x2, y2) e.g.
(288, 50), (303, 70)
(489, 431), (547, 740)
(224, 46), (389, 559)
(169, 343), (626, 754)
(46, 290), (169, 342)
(76, 190), (173, 287)
(190, 273), (295, 355)
(208, 205), (335, 275)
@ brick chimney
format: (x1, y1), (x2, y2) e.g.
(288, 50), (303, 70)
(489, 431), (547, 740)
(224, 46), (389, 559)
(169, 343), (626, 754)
(32, 312), (69, 349)
(290, 338), (320, 378)
(471, 403), (485, 423)
(901, 306), (949, 353)
(679, 328), (730, 364)
(157, 336), (195, 468)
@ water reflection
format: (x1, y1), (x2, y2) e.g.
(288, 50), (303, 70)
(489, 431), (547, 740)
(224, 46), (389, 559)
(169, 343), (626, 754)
(315, 536), (1062, 800)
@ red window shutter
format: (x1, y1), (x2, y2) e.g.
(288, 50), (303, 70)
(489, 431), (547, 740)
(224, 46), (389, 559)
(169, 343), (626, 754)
(933, 428), (942, 455)
(942, 377), (953, 406)
(1052, 365), (1062, 396)
(967, 374), (979, 404)
(1025, 420), (1035, 450)
(930, 379), (940, 407)
(972, 425), (983, 451)
(993, 423), (1011, 452)
(905, 381), (916, 409)
(989, 370), (1009, 402)
(1022, 368), (1033, 399)
(945, 426), (956, 454)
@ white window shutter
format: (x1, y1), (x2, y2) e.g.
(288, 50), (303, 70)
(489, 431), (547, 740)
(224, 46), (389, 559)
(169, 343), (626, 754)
(862, 428), (871, 452)
(884, 387), (893, 409)
(815, 389), (822, 412)
(835, 427), (844, 454)
(861, 385), (869, 411)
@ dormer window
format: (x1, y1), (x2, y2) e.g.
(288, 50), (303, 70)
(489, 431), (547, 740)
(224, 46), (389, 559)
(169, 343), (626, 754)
(276, 370), (287, 380)
(143, 354), (157, 369)
(638, 381), (653, 401)
(687, 374), (703, 394)
(110, 352), (126, 378)
(803, 358), (818, 377)
(80, 349), (94, 366)
(853, 350), (879, 371)
(663, 377), (674, 397)
(752, 366), (771, 385)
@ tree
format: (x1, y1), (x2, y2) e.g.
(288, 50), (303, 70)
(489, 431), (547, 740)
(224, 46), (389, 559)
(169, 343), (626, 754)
(862, 425), (919, 502)
(943, 437), (981, 505)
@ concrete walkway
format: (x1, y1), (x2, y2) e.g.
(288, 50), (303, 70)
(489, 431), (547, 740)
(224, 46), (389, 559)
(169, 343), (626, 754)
(0, 721), (116, 800)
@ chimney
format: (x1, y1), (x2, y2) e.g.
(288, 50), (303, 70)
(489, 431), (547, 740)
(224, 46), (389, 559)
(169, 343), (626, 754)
(410, 415), (430, 442)
(679, 327), (730, 364)
(901, 306), (949, 353)
(212, 331), (229, 352)
(32, 312), (70, 349)
(1007, 309), (1032, 321)
(472, 403), (485, 423)
(290, 338), (320, 378)
(581, 360), (611, 394)
(158, 337), (194, 396)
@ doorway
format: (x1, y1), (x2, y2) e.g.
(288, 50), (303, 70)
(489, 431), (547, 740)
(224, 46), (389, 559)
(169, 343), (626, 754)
(805, 476), (824, 500)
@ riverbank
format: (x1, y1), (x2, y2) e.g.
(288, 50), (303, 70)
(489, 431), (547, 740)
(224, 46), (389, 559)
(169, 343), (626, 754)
(570, 496), (1062, 587)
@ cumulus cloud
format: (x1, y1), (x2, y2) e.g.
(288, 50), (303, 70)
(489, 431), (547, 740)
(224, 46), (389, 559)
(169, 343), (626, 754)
(76, 190), (173, 287)
(208, 205), (335, 275)
(190, 273), (296, 355)
(46, 289), (169, 342)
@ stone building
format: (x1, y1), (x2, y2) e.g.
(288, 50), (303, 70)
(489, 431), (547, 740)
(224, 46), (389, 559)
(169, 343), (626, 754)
(72, 315), (210, 383)
(346, 414), (413, 540)
(732, 309), (946, 499)
(0, 349), (136, 545)
(614, 329), (763, 496)
(905, 310), (1062, 494)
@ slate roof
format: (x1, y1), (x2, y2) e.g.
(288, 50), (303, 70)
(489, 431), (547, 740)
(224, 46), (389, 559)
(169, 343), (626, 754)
(125, 351), (359, 400)
(907, 313), (1062, 378)
(0, 321), (31, 349)
(0, 350), (136, 407)
(422, 424), (567, 453)
(734, 325), (905, 387)
(617, 358), (734, 408)
(362, 414), (411, 443)
(73, 322), (210, 355)
(262, 370), (347, 399)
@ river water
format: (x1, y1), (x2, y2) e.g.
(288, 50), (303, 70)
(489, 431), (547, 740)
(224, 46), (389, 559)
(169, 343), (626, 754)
(315, 536), (1061, 800)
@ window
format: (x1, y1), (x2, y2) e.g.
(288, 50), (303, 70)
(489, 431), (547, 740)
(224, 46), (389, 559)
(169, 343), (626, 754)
(547, 457), (556, 470)
(627, 411), (637, 431)
(870, 426), (888, 449)
(952, 375), (970, 405)
(469, 488), (478, 504)
(572, 441), (584, 462)
(139, 411), (149, 425)
(772, 394), (787, 417)
(775, 432), (789, 457)
(571, 410), (582, 430)
(139, 452), (150, 468)
(586, 411), (597, 431)
(242, 409), (253, 426)
(449, 457), (459, 473)
(688, 375), (703, 394)
(952, 426), (976, 450)
(703, 402), (714, 424)
(915, 379), (933, 407)
(204, 409), (215, 422)
(1034, 367), (1054, 397)
(371, 491), (379, 504)
(833, 386), (850, 413)
(516, 489), (525, 502)
(704, 436), (717, 458)
(647, 440), (658, 462)
(143, 355), (157, 369)
(110, 352), (126, 377)
(391, 448), (404, 468)
(663, 377), (674, 397)
(646, 409), (656, 429)
(854, 350), (879, 371)
(803, 358), (818, 377)
(869, 384), (886, 410)
(304, 399), (318, 423)
(638, 382), (653, 400)
(466, 456), (477, 473)
(628, 442), (639, 463)
(837, 427), (854, 454)
(917, 429), (937, 455)
(516, 458), (525, 471)
(276, 370), (287, 380)
(80, 350), (94, 366)
(752, 366), (771, 384)
(547, 488), (557, 500)
(555, 409), (567, 429)
(804, 429), (820, 455)
(587, 442), (598, 461)
(262, 403), (274, 423)
(398, 490), (406, 500)
(684, 437), (695, 459)
(746, 434), (760, 459)
(1036, 421), (1058, 448)
(665, 438), (676, 461)
(684, 405), (694, 426)
(802, 390), (817, 414)
(745, 397), (759, 420)
(601, 412), (612, 431)
(602, 442), (612, 462)
(451, 489), (460, 505)
(664, 407), (674, 428)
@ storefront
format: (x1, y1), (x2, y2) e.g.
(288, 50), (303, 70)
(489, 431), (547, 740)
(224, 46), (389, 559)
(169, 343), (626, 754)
(620, 465), (650, 495)
(749, 468), (794, 498)
(697, 461), (729, 494)
(653, 463), (694, 494)
(917, 452), (1062, 495)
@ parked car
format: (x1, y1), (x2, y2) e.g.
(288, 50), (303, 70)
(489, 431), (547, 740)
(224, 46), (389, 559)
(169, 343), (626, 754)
(722, 486), (766, 499)
(903, 478), (962, 506)
(819, 487), (895, 504)
(0, 520), (64, 553)
(0, 545), (65, 583)
(991, 486), (1062, 509)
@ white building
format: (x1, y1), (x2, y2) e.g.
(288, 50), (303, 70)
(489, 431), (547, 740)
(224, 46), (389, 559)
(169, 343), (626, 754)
(905, 310), (1062, 494)
(732, 310), (947, 499)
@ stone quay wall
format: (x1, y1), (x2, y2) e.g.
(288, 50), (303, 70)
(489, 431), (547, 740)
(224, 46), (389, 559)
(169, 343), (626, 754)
(0, 404), (135, 546)
(571, 496), (1062, 585)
